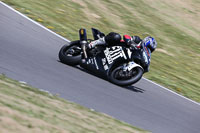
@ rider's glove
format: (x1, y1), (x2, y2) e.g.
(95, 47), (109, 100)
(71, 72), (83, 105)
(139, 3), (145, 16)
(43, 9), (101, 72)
(130, 41), (142, 50)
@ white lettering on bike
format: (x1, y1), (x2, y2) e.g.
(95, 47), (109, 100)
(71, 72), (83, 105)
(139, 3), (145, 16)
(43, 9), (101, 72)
(104, 64), (108, 70)
(104, 46), (127, 65)
(94, 57), (99, 70)
(143, 51), (148, 64)
(102, 58), (108, 70)
(127, 48), (132, 59)
(104, 48), (113, 64)
(102, 58), (106, 65)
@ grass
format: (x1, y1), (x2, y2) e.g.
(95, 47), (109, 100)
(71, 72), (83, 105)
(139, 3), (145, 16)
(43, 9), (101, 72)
(0, 74), (149, 133)
(1, 0), (200, 102)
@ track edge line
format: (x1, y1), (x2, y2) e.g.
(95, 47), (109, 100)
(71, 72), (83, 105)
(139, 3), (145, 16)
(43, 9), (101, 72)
(0, 1), (70, 42)
(142, 77), (200, 106)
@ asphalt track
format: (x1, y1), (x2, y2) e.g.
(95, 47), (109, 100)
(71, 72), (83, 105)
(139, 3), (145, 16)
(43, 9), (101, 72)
(0, 2), (200, 133)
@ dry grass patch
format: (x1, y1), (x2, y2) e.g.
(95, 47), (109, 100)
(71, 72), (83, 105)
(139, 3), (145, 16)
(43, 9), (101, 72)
(0, 75), (149, 133)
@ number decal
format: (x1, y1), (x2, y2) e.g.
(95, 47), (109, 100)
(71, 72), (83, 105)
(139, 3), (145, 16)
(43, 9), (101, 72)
(104, 46), (127, 64)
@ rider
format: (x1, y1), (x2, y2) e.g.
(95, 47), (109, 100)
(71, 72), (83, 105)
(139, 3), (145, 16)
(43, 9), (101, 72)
(87, 32), (157, 72)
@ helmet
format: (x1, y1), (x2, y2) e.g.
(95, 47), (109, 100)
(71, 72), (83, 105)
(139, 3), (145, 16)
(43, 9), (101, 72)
(143, 36), (157, 52)
(105, 32), (121, 45)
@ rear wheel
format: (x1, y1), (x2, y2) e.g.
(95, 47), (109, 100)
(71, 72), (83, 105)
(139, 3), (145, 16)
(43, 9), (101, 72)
(109, 65), (143, 86)
(59, 41), (82, 65)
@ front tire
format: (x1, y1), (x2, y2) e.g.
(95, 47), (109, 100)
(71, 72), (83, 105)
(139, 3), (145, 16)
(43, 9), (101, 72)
(109, 66), (143, 86)
(59, 41), (82, 66)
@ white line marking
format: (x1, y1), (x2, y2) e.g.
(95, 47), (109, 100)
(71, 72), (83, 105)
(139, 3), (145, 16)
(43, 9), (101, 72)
(1, 1), (199, 106)
(19, 81), (27, 84)
(143, 78), (200, 106)
(0, 1), (70, 43)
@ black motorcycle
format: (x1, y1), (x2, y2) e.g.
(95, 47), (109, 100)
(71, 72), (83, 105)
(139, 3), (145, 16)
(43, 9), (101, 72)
(59, 28), (145, 86)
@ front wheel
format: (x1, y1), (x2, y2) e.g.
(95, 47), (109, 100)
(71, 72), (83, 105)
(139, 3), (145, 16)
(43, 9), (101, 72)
(109, 65), (143, 86)
(59, 41), (82, 66)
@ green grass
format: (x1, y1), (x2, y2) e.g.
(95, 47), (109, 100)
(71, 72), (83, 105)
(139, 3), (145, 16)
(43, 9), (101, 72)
(0, 74), (149, 133)
(2, 0), (200, 102)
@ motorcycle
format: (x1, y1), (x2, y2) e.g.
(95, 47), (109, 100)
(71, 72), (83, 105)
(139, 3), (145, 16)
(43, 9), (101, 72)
(59, 28), (145, 86)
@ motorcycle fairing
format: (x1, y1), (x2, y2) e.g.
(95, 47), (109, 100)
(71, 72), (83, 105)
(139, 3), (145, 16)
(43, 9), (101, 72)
(81, 46), (130, 77)
(91, 28), (105, 40)
(104, 46), (127, 65)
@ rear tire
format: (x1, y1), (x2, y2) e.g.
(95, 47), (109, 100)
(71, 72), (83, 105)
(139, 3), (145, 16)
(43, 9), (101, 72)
(109, 66), (143, 86)
(59, 41), (82, 66)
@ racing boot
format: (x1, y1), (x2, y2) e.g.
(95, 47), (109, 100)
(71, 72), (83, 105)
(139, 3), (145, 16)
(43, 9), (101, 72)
(87, 37), (106, 49)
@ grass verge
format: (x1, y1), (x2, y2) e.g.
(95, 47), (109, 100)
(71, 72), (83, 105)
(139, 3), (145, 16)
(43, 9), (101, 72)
(0, 74), (149, 133)
(1, 0), (200, 102)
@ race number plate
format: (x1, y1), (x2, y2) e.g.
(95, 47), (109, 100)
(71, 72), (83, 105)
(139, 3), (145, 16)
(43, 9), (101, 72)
(104, 46), (127, 64)
(127, 62), (142, 71)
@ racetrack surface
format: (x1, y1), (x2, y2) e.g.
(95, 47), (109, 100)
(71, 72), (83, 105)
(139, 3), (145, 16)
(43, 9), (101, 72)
(0, 3), (200, 133)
